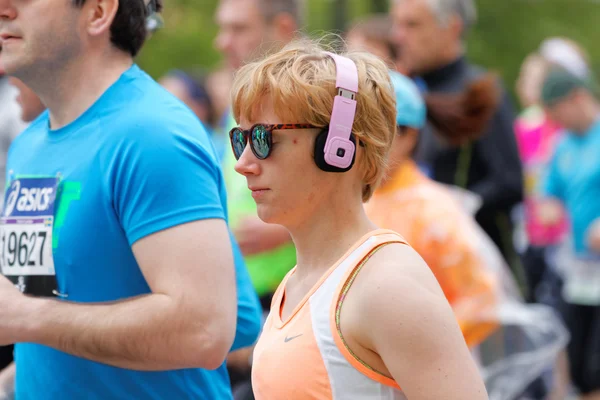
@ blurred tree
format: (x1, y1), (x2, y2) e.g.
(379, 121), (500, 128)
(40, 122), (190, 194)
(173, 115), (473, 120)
(372, 0), (388, 13)
(332, 0), (348, 32)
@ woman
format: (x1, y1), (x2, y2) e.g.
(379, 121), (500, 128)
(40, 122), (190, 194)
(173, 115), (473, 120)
(228, 39), (487, 399)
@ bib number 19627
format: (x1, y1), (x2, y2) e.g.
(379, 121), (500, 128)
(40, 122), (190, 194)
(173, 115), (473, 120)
(0, 177), (59, 296)
(0, 227), (51, 275)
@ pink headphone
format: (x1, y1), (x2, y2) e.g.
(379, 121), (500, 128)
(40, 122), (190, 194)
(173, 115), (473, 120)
(313, 52), (359, 173)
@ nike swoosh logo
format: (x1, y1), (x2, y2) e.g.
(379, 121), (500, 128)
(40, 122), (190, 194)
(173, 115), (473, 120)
(284, 334), (303, 343)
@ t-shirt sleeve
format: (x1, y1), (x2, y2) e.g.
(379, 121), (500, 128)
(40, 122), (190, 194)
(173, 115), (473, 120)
(113, 120), (226, 245)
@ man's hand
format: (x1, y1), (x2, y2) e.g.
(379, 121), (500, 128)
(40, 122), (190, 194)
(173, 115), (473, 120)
(536, 198), (563, 226)
(227, 346), (253, 371)
(0, 276), (28, 346)
(587, 218), (600, 253)
(235, 217), (291, 256)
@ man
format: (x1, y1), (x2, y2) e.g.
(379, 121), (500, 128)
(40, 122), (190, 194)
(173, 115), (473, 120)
(214, 0), (301, 312)
(215, 0), (301, 72)
(540, 67), (600, 400)
(159, 69), (227, 162)
(213, 1), (301, 396)
(0, 0), (260, 399)
(390, 0), (524, 273)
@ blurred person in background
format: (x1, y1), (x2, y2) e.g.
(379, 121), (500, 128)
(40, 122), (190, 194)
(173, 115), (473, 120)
(345, 14), (397, 70)
(214, 0), (302, 396)
(514, 53), (568, 305)
(540, 67), (600, 400)
(159, 69), (228, 162)
(214, 0), (301, 298)
(215, 0), (301, 72)
(514, 38), (591, 306)
(0, 77), (44, 378)
(513, 39), (594, 400)
(206, 66), (235, 135)
(513, 55), (572, 400)
(0, 41), (28, 384)
(0, 45), (27, 192)
(390, 0), (524, 279)
(9, 77), (45, 123)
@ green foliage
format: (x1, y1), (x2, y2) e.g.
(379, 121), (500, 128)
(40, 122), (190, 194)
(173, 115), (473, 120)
(138, 0), (600, 107)
(467, 0), (599, 101)
(136, 0), (221, 79)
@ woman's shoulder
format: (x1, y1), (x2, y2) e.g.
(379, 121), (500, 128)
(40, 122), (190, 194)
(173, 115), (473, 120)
(342, 241), (456, 353)
(350, 242), (447, 313)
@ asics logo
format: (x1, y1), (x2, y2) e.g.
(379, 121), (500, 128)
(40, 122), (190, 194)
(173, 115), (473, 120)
(4, 180), (54, 216)
(4, 180), (20, 216)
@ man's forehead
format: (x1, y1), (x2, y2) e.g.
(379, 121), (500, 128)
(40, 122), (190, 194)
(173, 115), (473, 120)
(217, 0), (263, 22)
(394, 0), (434, 17)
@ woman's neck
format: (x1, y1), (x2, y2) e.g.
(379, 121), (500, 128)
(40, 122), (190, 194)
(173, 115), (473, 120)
(288, 193), (378, 280)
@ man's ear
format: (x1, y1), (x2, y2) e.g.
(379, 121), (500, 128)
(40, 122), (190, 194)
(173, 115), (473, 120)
(271, 13), (299, 42)
(447, 13), (464, 41)
(86, 0), (119, 38)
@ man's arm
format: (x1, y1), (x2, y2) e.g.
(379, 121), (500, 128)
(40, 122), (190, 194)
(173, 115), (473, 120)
(537, 148), (565, 225)
(357, 245), (488, 400)
(4, 219), (237, 371)
(234, 216), (291, 256)
(470, 90), (524, 212)
(587, 218), (600, 253)
(229, 231), (262, 352)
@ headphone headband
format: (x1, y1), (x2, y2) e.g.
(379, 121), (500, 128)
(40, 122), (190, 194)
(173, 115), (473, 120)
(325, 52), (359, 93)
(318, 52), (359, 171)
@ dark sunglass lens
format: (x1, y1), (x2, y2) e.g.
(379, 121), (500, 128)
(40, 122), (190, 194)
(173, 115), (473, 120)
(231, 129), (246, 160)
(252, 125), (271, 159)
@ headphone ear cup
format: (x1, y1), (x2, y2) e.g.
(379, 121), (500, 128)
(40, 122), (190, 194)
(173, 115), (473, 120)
(313, 127), (356, 173)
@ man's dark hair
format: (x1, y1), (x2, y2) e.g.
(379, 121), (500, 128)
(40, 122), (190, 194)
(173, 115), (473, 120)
(72, 0), (163, 57)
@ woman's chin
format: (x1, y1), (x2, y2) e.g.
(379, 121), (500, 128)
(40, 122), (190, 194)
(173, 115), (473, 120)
(256, 205), (284, 226)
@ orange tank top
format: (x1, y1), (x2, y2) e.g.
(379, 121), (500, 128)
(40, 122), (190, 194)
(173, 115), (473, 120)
(251, 229), (408, 399)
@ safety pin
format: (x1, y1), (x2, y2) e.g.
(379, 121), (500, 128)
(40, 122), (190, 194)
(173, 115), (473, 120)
(52, 290), (69, 298)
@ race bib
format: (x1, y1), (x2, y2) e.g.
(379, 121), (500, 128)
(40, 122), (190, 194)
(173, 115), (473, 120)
(1, 177), (59, 297)
(559, 255), (600, 306)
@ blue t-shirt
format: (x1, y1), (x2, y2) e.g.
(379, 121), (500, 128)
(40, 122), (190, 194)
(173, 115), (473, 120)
(5, 65), (260, 399)
(544, 119), (600, 255)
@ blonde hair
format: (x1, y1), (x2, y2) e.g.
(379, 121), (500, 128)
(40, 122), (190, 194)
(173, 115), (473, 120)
(231, 38), (397, 201)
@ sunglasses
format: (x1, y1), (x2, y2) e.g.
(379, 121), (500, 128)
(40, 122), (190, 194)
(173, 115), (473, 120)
(229, 123), (318, 160)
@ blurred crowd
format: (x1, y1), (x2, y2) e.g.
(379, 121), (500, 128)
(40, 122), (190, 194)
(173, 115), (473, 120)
(1, 0), (599, 399)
